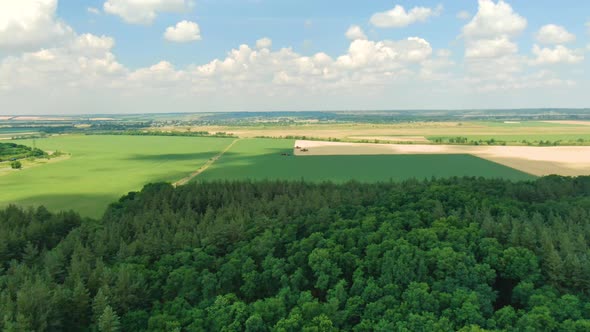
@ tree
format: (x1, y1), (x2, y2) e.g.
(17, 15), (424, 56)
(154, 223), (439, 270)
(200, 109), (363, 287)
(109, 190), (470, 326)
(10, 161), (22, 169)
(98, 306), (120, 332)
(92, 288), (110, 324)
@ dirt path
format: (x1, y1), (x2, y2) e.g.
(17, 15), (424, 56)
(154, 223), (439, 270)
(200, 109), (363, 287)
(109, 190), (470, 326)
(174, 139), (240, 186)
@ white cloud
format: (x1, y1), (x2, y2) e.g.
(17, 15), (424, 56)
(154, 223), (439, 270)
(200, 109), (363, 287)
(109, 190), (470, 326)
(0, 33), (125, 91)
(462, 0), (530, 92)
(256, 38), (272, 49)
(585, 21), (590, 35)
(457, 11), (471, 20)
(465, 36), (517, 58)
(345, 25), (367, 40)
(0, 0), (73, 51)
(88, 7), (101, 15)
(336, 37), (433, 70)
(370, 4), (442, 28)
(532, 45), (584, 65)
(128, 61), (185, 88)
(462, 0), (526, 61)
(535, 24), (575, 44)
(164, 21), (201, 43)
(103, 0), (193, 25)
(463, 0), (526, 39)
(420, 49), (455, 80)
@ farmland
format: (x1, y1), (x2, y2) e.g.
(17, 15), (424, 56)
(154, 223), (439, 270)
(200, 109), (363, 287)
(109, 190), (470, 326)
(0, 135), (233, 217)
(159, 120), (590, 146)
(294, 140), (590, 176)
(2, 115), (589, 217)
(197, 139), (535, 182)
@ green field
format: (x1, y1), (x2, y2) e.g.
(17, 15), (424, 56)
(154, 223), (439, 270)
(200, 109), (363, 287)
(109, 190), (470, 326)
(0, 135), (233, 217)
(197, 139), (535, 182)
(0, 136), (536, 217)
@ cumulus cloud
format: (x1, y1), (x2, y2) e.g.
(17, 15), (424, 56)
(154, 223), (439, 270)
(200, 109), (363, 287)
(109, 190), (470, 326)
(463, 0), (526, 39)
(0, 0), (73, 51)
(1, 0), (585, 112)
(532, 45), (584, 65)
(345, 25), (367, 40)
(465, 36), (517, 59)
(103, 0), (193, 25)
(462, 0), (530, 91)
(535, 24), (575, 44)
(164, 21), (201, 43)
(370, 4), (442, 28)
(457, 11), (471, 20)
(0, 21), (444, 99)
(462, 1), (526, 59)
(256, 38), (272, 49)
(0, 33), (125, 91)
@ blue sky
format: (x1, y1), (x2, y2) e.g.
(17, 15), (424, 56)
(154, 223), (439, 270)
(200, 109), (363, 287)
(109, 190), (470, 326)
(1, 0), (589, 114)
(57, 0), (589, 68)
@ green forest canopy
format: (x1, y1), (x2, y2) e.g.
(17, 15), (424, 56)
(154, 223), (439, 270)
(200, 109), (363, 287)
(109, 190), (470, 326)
(0, 142), (46, 162)
(1, 177), (589, 331)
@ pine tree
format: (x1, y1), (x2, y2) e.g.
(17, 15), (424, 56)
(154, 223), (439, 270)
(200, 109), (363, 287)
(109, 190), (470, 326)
(98, 306), (120, 332)
(92, 288), (110, 324)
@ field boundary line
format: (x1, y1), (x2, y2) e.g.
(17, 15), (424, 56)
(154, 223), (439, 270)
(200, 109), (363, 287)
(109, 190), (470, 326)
(174, 138), (240, 186)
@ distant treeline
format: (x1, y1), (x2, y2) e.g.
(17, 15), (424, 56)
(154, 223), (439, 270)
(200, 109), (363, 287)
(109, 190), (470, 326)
(255, 135), (342, 142)
(1, 177), (590, 331)
(0, 142), (47, 162)
(194, 110), (590, 125)
(431, 136), (590, 146)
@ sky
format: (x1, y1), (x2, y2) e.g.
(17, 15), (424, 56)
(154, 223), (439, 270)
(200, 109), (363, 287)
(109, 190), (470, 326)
(0, 0), (589, 114)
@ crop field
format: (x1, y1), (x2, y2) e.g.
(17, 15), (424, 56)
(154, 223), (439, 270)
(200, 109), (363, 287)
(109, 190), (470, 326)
(197, 139), (535, 183)
(159, 120), (590, 145)
(294, 140), (590, 177)
(0, 135), (233, 217)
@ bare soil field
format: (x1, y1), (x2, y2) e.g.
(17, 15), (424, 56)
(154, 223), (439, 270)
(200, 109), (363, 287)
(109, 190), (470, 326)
(294, 140), (590, 176)
(541, 121), (590, 126)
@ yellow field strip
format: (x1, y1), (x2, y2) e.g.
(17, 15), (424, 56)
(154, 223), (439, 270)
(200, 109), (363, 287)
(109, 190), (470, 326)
(173, 139), (240, 186)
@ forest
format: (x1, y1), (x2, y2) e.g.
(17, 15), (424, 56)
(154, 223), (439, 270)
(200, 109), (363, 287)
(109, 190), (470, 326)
(1, 177), (589, 331)
(0, 142), (47, 162)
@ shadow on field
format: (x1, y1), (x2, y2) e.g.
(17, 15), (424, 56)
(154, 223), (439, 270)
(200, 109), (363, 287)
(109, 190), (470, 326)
(125, 152), (219, 162)
(195, 150), (536, 183)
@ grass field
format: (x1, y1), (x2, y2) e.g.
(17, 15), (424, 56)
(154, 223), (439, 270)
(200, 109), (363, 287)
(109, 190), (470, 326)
(197, 139), (535, 183)
(0, 135), (233, 217)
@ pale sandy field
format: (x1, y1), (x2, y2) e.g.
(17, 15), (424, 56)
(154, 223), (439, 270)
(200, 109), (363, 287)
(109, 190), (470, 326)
(294, 140), (590, 176)
(541, 121), (590, 126)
